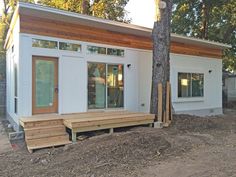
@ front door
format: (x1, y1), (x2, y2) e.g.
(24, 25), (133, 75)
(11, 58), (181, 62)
(32, 56), (58, 114)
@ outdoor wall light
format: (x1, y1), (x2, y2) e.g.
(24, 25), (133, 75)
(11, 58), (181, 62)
(127, 64), (131, 68)
(209, 70), (212, 73)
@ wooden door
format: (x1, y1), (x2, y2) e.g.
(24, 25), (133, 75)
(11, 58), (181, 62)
(32, 56), (58, 114)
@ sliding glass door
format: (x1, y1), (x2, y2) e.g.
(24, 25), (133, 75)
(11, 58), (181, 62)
(88, 63), (124, 109)
(107, 65), (124, 108)
(88, 63), (106, 109)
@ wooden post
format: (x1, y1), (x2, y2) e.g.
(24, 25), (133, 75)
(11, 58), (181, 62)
(157, 83), (163, 122)
(71, 130), (77, 143)
(166, 82), (170, 122)
(28, 149), (33, 153)
(109, 128), (114, 134)
(169, 83), (173, 121)
(164, 82), (170, 127)
(163, 111), (166, 124)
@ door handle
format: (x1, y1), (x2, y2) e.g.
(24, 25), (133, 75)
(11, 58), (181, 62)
(55, 87), (59, 93)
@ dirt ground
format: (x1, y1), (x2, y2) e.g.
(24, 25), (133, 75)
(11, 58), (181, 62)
(0, 109), (236, 177)
(0, 117), (12, 154)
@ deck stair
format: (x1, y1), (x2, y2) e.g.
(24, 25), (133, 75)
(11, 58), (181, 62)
(20, 111), (155, 152)
(20, 118), (71, 153)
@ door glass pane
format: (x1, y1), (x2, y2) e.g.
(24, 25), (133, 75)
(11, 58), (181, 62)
(107, 64), (124, 108)
(88, 63), (106, 109)
(35, 60), (55, 107)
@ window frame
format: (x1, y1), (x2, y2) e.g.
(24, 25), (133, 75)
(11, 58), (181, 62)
(32, 38), (58, 49)
(172, 68), (205, 103)
(87, 62), (125, 110)
(87, 45), (125, 57)
(11, 52), (18, 114)
(59, 42), (82, 52)
(178, 72), (204, 99)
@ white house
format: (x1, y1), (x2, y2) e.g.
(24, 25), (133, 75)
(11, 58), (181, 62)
(5, 2), (230, 131)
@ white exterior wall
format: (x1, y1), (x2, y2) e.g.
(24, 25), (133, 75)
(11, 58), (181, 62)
(170, 54), (223, 116)
(6, 17), (20, 130)
(19, 34), (141, 118)
(137, 51), (223, 116)
(11, 33), (223, 128)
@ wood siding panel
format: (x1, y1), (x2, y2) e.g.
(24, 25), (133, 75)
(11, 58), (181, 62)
(20, 14), (223, 59)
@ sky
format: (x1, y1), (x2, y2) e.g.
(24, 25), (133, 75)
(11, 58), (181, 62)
(0, 0), (3, 16)
(0, 0), (156, 27)
(125, 0), (155, 28)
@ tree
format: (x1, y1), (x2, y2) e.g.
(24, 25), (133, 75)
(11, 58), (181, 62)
(1, 0), (34, 50)
(150, 0), (173, 120)
(38, 0), (130, 22)
(172, 0), (236, 71)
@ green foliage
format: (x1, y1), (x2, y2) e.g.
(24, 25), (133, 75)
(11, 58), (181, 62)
(38, 0), (130, 22)
(172, 0), (236, 71)
(38, 0), (83, 13)
(91, 0), (130, 22)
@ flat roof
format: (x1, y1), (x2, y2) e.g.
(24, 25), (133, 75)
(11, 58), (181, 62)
(6, 2), (232, 49)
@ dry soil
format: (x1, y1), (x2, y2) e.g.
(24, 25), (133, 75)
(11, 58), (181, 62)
(0, 109), (236, 177)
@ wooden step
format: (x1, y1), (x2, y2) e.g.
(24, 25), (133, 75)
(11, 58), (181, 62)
(27, 135), (71, 152)
(25, 131), (68, 140)
(24, 125), (66, 138)
(23, 119), (63, 129)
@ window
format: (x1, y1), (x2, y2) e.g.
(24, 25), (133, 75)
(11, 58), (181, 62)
(178, 72), (204, 98)
(59, 42), (81, 52)
(88, 63), (124, 109)
(13, 56), (18, 114)
(32, 39), (58, 49)
(107, 48), (124, 57)
(87, 45), (125, 57)
(87, 46), (106, 55)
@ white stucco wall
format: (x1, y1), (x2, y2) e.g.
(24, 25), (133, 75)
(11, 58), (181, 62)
(18, 34), (142, 118)
(6, 16), (20, 130)
(137, 51), (223, 116)
(8, 33), (223, 128)
(170, 54), (223, 116)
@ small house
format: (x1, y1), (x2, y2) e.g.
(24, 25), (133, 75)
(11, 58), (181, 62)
(5, 2), (230, 132)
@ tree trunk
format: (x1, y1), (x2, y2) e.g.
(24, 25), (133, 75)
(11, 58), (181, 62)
(150, 0), (173, 118)
(82, 0), (90, 14)
(201, 0), (209, 39)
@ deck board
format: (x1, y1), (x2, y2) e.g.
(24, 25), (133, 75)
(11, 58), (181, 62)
(20, 111), (155, 152)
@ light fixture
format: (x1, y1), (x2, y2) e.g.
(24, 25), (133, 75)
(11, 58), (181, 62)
(127, 64), (131, 68)
(209, 70), (212, 73)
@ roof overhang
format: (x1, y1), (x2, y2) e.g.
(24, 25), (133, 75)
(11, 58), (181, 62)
(5, 2), (232, 50)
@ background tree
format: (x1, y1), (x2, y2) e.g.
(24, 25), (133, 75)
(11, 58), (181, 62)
(38, 0), (130, 22)
(172, 0), (236, 71)
(150, 0), (173, 120)
(0, 0), (33, 115)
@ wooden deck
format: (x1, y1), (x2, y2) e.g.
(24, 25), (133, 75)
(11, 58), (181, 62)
(20, 111), (155, 152)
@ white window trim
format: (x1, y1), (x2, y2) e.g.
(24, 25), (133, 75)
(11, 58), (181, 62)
(172, 67), (205, 103)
